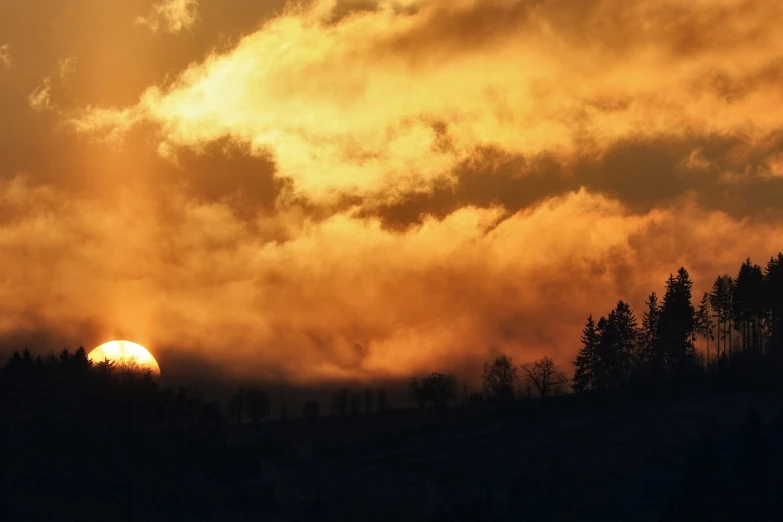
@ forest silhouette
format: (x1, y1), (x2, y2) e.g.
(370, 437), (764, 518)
(3, 253), (783, 521)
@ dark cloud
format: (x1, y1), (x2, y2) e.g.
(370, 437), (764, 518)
(363, 133), (783, 231)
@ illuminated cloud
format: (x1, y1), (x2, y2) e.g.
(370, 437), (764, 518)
(0, 44), (10, 69)
(72, 0), (783, 211)
(3, 169), (783, 383)
(3, 0), (783, 384)
(28, 78), (52, 111)
(136, 0), (200, 34)
(28, 56), (76, 112)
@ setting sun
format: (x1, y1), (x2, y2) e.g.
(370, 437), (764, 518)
(88, 340), (161, 376)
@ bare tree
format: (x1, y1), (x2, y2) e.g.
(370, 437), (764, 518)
(362, 387), (374, 415)
(350, 392), (362, 417)
(520, 357), (568, 398)
(245, 388), (270, 425)
(226, 388), (246, 425)
(332, 388), (349, 417)
(482, 354), (518, 401)
(376, 388), (390, 413)
(302, 400), (320, 420)
(409, 377), (428, 408)
(423, 372), (457, 407)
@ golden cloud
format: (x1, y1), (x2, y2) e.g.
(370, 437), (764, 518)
(28, 56), (76, 112)
(4, 0), (783, 385)
(0, 44), (10, 69)
(72, 0), (783, 208)
(3, 168), (782, 384)
(136, 0), (200, 34)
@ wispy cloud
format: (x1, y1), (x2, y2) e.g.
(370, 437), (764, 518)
(28, 56), (76, 112)
(136, 0), (199, 34)
(0, 44), (10, 69)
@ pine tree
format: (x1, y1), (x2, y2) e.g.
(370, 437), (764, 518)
(573, 315), (599, 393)
(613, 300), (638, 386)
(594, 302), (637, 389)
(765, 253), (783, 358)
(710, 275), (734, 361)
(659, 268), (696, 372)
(641, 292), (662, 365)
(696, 292), (714, 366)
(733, 259), (754, 354)
(598, 312), (618, 389)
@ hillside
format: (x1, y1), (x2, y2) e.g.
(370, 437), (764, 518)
(222, 390), (783, 521)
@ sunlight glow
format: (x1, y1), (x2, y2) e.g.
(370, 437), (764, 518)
(88, 340), (162, 376)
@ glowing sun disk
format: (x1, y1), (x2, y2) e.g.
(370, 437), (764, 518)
(88, 340), (161, 376)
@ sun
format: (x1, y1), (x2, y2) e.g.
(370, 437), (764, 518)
(88, 340), (162, 376)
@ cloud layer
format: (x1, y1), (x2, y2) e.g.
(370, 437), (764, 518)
(2, 0), (783, 384)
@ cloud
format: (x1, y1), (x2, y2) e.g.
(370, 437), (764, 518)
(28, 56), (76, 112)
(72, 0), (783, 212)
(3, 170), (782, 384)
(4, 0), (783, 386)
(136, 0), (200, 34)
(0, 44), (10, 69)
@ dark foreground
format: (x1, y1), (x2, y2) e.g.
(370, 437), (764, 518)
(3, 372), (783, 522)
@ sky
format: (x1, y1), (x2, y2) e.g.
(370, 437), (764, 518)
(1, 0), (783, 386)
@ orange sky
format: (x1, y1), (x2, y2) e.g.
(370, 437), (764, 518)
(2, 0), (783, 385)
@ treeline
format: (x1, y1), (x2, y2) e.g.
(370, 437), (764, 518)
(0, 347), (238, 521)
(573, 253), (783, 397)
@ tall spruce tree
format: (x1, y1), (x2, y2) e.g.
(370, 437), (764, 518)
(710, 275), (734, 361)
(732, 259), (764, 355)
(765, 253), (783, 358)
(659, 268), (696, 372)
(613, 300), (638, 386)
(696, 292), (714, 366)
(573, 315), (599, 393)
(595, 302), (637, 389)
(641, 292), (662, 365)
(594, 316), (611, 390)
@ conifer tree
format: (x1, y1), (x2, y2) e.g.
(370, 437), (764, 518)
(659, 268), (696, 372)
(696, 292), (714, 365)
(573, 315), (599, 393)
(765, 253), (783, 357)
(641, 292), (662, 365)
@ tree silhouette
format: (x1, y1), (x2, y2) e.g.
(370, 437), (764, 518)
(710, 275), (734, 360)
(593, 301), (637, 389)
(245, 388), (270, 425)
(422, 372), (457, 407)
(409, 377), (428, 408)
(350, 392), (361, 417)
(696, 292), (714, 366)
(226, 388), (246, 425)
(362, 387), (373, 415)
(375, 388), (390, 413)
(302, 400), (320, 420)
(481, 355), (517, 401)
(332, 387), (350, 417)
(520, 357), (567, 398)
(659, 268), (697, 374)
(572, 315), (599, 392)
(1, 346), (227, 521)
(766, 254), (783, 359)
(640, 292), (663, 366)
(733, 259), (766, 356)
